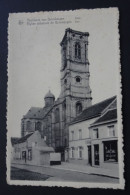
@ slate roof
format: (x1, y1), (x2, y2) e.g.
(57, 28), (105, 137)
(70, 96), (116, 125)
(23, 106), (51, 119)
(91, 108), (117, 126)
(11, 137), (20, 145)
(12, 133), (33, 145)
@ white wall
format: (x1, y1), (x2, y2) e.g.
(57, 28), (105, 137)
(69, 117), (98, 164)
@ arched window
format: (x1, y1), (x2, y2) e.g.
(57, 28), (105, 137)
(76, 102), (82, 116)
(64, 79), (67, 85)
(75, 42), (81, 59)
(55, 108), (60, 123)
(35, 121), (41, 131)
(26, 121), (31, 131)
(22, 122), (24, 131)
(62, 102), (66, 121)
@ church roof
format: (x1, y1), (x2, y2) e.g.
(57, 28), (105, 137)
(44, 90), (55, 99)
(69, 96), (116, 125)
(11, 137), (20, 145)
(23, 106), (51, 119)
(91, 108), (117, 127)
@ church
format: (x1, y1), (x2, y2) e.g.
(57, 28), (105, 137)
(21, 28), (92, 161)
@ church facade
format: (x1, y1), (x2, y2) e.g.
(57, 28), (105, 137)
(21, 28), (92, 160)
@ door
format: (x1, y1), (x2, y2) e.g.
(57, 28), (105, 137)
(88, 146), (92, 165)
(94, 144), (99, 165)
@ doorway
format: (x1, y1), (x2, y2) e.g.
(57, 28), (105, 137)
(88, 146), (92, 165)
(94, 144), (99, 165)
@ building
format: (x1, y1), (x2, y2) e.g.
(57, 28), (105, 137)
(12, 131), (55, 166)
(89, 106), (118, 170)
(68, 96), (117, 166)
(20, 28), (92, 160)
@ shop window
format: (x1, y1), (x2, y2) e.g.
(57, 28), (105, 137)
(108, 125), (115, 137)
(104, 141), (118, 162)
(75, 42), (81, 59)
(78, 146), (83, 159)
(79, 129), (82, 139)
(93, 129), (99, 139)
(28, 149), (32, 160)
(76, 102), (82, 116)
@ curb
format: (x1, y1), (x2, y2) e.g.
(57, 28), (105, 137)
(43, 165), (119, 179)
(11, 163), (119, 179)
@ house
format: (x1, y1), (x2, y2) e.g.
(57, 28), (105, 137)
(68, 96), (117, 165)
(12, 131), (55, 166)
(89, 107), (118, 170)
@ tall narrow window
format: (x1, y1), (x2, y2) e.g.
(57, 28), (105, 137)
(28, 149), (32, 160)
(71, 147), (75, 158)
(85, 43), (86, 60)
(79, 129), (82, 139)
(35, 121), (41, 131)
(78, 146), (83, 159)
(108, 125), (115, 137)
(62, 102), (66, 121)
(76, 102), (82, 116)
(71, 131), (74, 141)
(26, 121), (31, 131)
(93, 129), (99, 139)
(55, 108), (60, 123)
(75, 42), (81, 59)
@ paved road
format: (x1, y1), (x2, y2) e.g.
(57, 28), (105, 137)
(11, 167), (52, 181)
(11, 165), (119, 183)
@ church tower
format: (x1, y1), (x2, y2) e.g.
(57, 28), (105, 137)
(60, 28), (92, 121)
(59, 28), (92, 150)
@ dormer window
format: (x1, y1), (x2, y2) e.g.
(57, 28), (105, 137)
(75, 42), (81, 59)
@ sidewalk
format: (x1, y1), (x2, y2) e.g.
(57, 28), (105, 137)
(44, 162), (119, 179)
(12, 161), (119, 179)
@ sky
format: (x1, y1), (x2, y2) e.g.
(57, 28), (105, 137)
(7, 9), (120, 137)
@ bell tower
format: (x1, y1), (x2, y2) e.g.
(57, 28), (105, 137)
(60, 28), (92, 122)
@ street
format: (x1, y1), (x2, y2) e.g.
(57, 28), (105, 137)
(11, 165), (119, 183)
(11, 167), (52, 181)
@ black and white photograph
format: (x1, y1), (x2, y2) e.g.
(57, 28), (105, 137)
(7, 9), (124, 188)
